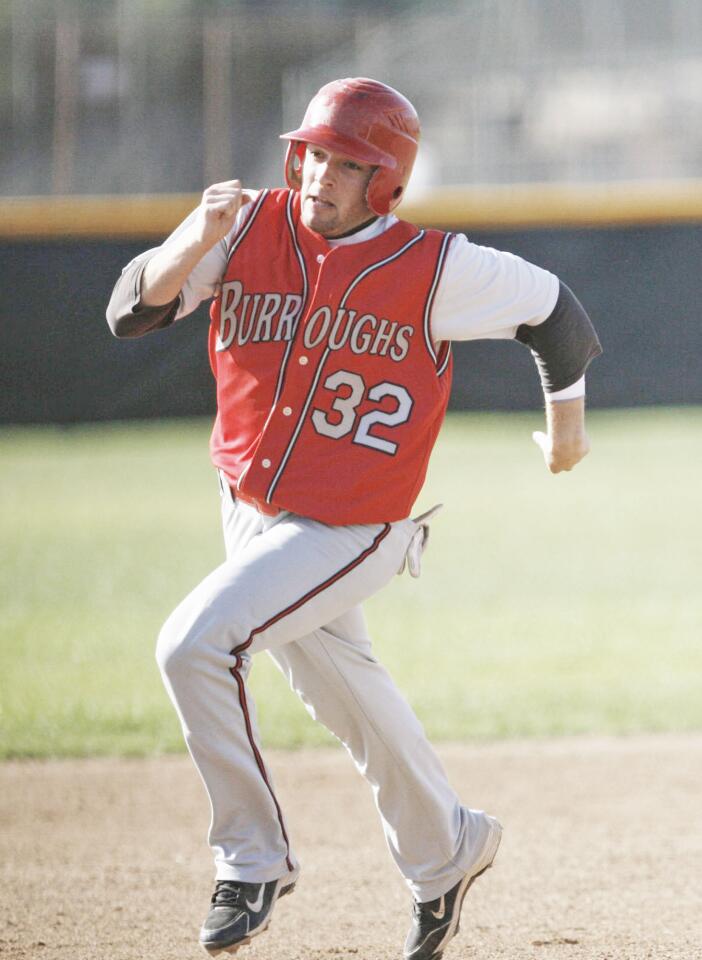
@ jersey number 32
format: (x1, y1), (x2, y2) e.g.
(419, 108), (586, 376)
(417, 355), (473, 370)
(311, 370), (413, 456)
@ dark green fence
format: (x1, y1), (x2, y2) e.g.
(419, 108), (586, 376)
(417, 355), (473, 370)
(2, 208), (700, 424)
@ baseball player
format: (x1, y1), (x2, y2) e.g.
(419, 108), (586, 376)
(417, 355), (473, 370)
(107, 78), (600, 960)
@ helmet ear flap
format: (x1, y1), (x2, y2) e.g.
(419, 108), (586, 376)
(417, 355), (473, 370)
(367, 168), (404, 216)
(284, 141), (306, 190)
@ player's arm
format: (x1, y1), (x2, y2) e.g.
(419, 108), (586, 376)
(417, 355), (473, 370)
(430, 236), (601, 474)
(106, 181), (252, 338)
(516, 282), (599, 473)
(140, 180), (249, 306)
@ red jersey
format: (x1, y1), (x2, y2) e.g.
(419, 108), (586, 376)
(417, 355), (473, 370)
(208, 188), (453, 525)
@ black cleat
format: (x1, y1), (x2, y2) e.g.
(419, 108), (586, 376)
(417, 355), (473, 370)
(404, 817), (502, 960)
(199, 876), (296, 955)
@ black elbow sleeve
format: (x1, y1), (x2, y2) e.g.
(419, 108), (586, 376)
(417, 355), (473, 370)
(106, 298), (180, 338)
(106, 256), (179, 339)
(516, 281), (602, 393)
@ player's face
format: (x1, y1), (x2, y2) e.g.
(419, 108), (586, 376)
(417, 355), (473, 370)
(299, 144), (375, 238)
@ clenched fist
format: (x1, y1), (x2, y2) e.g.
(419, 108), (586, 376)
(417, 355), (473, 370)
(192, 180), (252, 248)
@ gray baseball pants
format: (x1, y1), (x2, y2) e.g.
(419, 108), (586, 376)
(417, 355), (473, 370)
(156, 479), (494, 902)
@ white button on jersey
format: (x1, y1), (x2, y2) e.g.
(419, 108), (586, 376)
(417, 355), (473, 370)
(298, 356), (308, 365)
(261, 459), (271, 469)
(282, 407), (292, 416)
(316, 254), (324, 263)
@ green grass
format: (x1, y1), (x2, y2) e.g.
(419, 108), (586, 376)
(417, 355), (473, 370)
(1, 408), (701, 758)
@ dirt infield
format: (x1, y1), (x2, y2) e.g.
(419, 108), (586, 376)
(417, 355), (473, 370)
(1, 734), (700, 960)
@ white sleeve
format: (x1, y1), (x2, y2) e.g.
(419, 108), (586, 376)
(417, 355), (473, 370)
(430, 233), (560, 342)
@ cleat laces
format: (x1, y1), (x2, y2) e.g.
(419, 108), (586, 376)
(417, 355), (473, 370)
(210, 881), (244, 908)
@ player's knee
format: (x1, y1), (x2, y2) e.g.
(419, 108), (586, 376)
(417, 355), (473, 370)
(155, 605), (214, 680)
(155, 612), (188, 680)
(155, 602), (242, 681)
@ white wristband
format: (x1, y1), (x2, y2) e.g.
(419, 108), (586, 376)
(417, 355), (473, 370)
(545, 375), (586, 402)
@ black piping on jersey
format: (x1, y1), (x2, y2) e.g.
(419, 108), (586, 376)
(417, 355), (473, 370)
(340, 228), (425, 306)
(436, 341), (452, 377)
(422, 231), (454, 366)
(227, 520), (392, 874)
(271, 191), (310, 406)
(264, 230), (426, 506)
(265, 344), (331, 504)
(240, 193), (309, 457)
(226, 188), (270, 267)
(227, 190), (273, 498)
(234, 191), (310, 499)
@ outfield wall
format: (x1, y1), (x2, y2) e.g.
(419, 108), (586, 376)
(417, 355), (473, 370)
(2, 183), (701, 424)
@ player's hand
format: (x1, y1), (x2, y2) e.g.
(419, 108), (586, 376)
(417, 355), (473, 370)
(532, 428), (590, 472)
(192, 180), (252, 248)
(532, 396), (590, 473)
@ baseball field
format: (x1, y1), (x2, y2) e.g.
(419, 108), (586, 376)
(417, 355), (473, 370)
(1, 407), (701, 958)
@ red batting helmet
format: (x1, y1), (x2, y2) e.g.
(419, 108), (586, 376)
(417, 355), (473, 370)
(280, 77), (420, 216)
